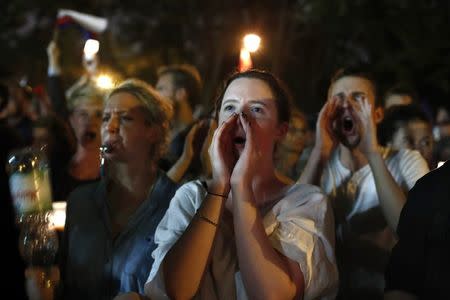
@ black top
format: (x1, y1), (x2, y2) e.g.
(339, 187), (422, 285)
(60, 171), (178, 299)
(385, 161), (450, 299)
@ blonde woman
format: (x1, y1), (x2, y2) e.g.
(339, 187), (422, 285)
(27, 79), (179, 300)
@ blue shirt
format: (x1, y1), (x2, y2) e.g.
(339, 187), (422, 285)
(60, 172), (178, 300)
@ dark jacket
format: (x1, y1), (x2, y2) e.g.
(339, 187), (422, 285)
(385, 161), (450, 299)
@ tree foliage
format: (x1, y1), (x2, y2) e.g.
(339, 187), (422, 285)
(1, 0), (449, 114)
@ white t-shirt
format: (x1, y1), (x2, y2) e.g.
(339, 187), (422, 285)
(321, 147), (429, 297)
(145, 180), (339, 300)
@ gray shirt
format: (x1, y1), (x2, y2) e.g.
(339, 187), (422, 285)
(60, 172), (178, 300)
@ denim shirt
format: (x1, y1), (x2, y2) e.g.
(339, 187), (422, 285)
(60, 172), (178, 300)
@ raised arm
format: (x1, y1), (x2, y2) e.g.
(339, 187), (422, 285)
(159, 114), (238, 299)
(167, 123), (198, 183)
(47, 41), (72, 119)
(232, 186), (304, 299)
(231, 113), (304, 300)
(356, 98), (407, 231)
(298, 99), (337, 185)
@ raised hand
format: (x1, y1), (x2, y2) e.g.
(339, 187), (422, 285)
(47, 41), (61, 75)
(315, 97), (339, 159)
(182, 123), (199, 162)
(200, 118), (217, 178)
(230, 112), (260, 188)
(208, 113), (239, 193)
(167, 123), (199, 183)
(354, 97), (379, 155)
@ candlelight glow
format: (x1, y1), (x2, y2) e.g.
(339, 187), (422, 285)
(49, 201), (66, 231)
(84, 39), (100, 60)
(95, 74), (114, 90)
(243, 34), (261, 53)
(239, 48), (252, 72)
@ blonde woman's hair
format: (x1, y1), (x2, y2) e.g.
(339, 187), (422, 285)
(107, 78), (173, 160)
(67, 82), (105, 112)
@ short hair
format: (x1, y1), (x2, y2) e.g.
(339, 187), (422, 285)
(157, 64), (203, 107)
(107, 78), (173, 160)
(329, 67), (381, 107)
(383, 84), (419, 106)
(213, 69), (292, 124)
(378, 104), (432, 146)
(67, 83), (105, 112)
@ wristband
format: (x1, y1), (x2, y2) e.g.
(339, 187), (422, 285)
(198, 212), (218, 227)
(207, 191), (227, 198)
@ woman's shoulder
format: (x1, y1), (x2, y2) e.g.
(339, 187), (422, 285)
(176, 179), (207, 195)
(274, 183), (327, 213)
(169, 179), (207, 208)
(286, 182), (325, 200)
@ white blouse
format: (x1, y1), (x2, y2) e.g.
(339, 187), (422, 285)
(145, 180), (339, 300)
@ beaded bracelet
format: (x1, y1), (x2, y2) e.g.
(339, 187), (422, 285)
(207, 191), (227, 198)
(198, 212), (218, 227)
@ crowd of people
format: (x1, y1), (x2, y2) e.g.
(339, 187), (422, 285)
(1, 38), (450, 300)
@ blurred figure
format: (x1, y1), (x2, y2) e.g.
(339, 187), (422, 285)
(166, 116), (216, 183)
(275, 108), (308, 180)
(383, 84), (419, 109)
(0, 80), (10, 117)
(32, 114), (77, 201)
(379, 105), (435, 169)
(4, 81), (38, 145)
(293, 112), (318, 177)
(434, 136), (450, 163)
(433, 103), (450, 140)
(47, 41), (104, 188)
(385, 161), (450, 300)
(155, 64), (204, 174)
(435, 105), (450, 124)
(66, 86), (104, 182)
(155, 64), (203, 137)
(299, 67), (429, 299)
(432, 104), (450, 166)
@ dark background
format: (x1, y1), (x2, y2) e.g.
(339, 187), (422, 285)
(2, 0), (450, 115)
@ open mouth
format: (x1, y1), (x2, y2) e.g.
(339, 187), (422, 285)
(342, 116), (354, 133)
(234, 136), (246, 145)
